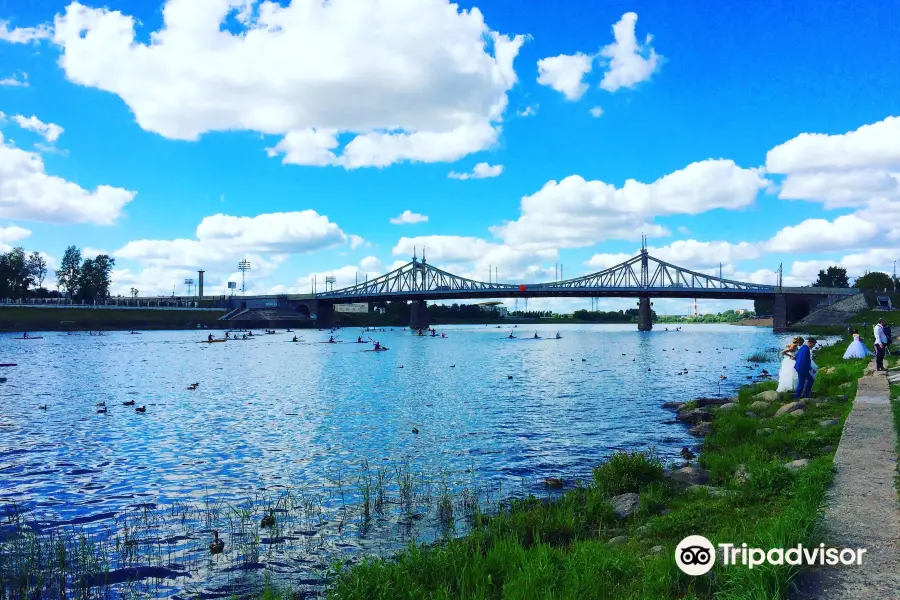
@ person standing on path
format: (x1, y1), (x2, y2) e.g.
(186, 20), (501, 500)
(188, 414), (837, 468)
(794, 337), (817, 399)
(873, 319), (887, 370)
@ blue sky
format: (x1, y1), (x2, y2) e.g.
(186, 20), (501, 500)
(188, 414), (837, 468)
(1, 0), (898, 314)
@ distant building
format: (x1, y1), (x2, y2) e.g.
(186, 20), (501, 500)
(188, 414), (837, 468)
(736, 309), (747, 315)
(476, 302), (508, 317)
(335, 303), (369, 314)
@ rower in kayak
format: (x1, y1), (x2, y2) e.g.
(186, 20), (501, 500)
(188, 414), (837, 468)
(357, 336), (364, 343)
(533, 332), (541, 339)
(292, 335), (298, 342)
(207, 333), (214, 342)
(555, 332), (562, 339)
(373, 340), (382, 350)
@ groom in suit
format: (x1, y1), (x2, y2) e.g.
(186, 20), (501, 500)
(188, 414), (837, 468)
(794, 338), (817, 399)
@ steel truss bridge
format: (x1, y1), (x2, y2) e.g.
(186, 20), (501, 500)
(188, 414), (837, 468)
(316, 250), (855, 303)
(310, 249), (858, 331)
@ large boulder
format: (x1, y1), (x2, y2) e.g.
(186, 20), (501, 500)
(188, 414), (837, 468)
(689, 422), (712, 437)
(755, 390), (780, 402)
(785, 459), (810, 470)
(696, 397), (734, 408)
(717, 403), (739, 413)
(749, 400), (770, 411)
(676, 408), (713, 425)
(667, 465), (709, 485)
(774, 401), (806, 417)
(662, 401), (684, 410)
(609, 493), (640, 519)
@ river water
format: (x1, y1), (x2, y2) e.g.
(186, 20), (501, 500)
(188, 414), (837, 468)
(0, 324), (794, 597)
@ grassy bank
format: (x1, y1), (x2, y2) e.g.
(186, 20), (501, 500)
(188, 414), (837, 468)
(888, 353), (900, 499)
(0, 306), (226, 331)
(298, 338), (866, 600)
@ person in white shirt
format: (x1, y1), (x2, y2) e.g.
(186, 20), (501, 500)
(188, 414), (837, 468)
(874, 319), (887, 371)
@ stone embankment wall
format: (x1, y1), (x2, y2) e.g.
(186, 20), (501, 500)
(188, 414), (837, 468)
(793, 294), (870, 326)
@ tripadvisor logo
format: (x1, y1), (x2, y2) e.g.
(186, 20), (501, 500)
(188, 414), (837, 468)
(676, 536), (867, 575)
(675, 535), (715, 576)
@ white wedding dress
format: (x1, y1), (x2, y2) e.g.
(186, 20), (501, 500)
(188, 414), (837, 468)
(777, 355), (798, 392)
(843, 334), (871, 359)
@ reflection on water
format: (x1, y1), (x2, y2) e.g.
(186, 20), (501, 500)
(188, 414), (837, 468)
(0, 324), (794, 596)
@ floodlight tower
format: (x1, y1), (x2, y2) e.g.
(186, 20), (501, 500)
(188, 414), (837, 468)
(184, 278), (194, 296)
(238, 259), (251, 295)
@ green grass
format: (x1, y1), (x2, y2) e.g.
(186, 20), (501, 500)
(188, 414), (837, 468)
(309, 337), (868, 600)
(746, 351), (774, 363)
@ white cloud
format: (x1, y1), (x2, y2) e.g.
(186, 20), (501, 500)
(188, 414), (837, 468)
(536, 52), (594, 100)
(392, 235), (556, 282)
(765, 116), (900, 208)
(349, 234), (367, 249)
(393, 235), (492, 263)
(194, 211), (346, 253)
(584, 253), (633, 270)
(535, 12), (661, 102)
(767, 116), (900, 174)
(0, 224), (31, 244)
(765, 214), (879, 253)
(492, 159), (768, 250)
(651, 240), (762, 269)
(0, 19), (52, 43)
(12, 115), (64, 143)
(583, 240), (762, 278)
(0, 73), (28, 87)
(48, 0), (525, 169)
(390, 210), (429, 225)
(517, 105), (537, 117)
(790, 260), (837, 281)
(112, 209), (346, 295)
(448, 162), (503, 180)
(589, 106), (603, 118)
(0, 224), (32, 252)
(0, 131), (135, 225)
(359, 255), (383, 272)
(837, 248), (900, 276)
(598, 12), (662, 92)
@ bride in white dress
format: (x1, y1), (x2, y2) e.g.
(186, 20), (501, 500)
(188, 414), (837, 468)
(777, 337), (803, 392)
(843, 330), (872, 359)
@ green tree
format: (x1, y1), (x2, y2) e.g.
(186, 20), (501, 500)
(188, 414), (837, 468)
(56, 245), (82, 298)
(813, 266), (849, 288)
(853, 271), (894, 292)
(77, 254), (116, 301)
(27, 252), (47, 289)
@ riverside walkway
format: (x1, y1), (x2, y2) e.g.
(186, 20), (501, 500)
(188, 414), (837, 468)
(795, 359), (900, 598)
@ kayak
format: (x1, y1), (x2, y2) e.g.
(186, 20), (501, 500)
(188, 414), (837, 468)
(13, 337), (43, 340)
(364, 347), (389, 352)
(197, 339), (227, 343)
(285, 340), (304, 343)
(318, 340), (343, 344)
(0, 363), (17, 367)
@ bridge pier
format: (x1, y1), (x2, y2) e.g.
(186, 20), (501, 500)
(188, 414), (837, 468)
(315, 301), (334, 329)
(773, 294), (788, 332)
(638, 297), (653, 331)
(410, 300), (429, 330)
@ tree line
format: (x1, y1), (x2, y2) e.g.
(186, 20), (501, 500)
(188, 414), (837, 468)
(572, 308), (653, 323)
(0, 245), (115, 302)
(813, 265), (898, 292)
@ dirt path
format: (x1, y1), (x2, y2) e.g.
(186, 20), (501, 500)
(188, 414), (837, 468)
(794, 360), (900, 598)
